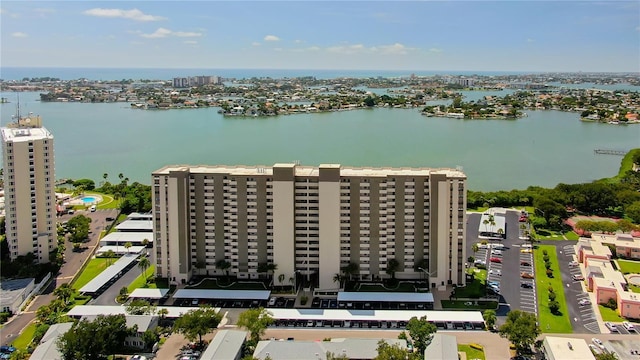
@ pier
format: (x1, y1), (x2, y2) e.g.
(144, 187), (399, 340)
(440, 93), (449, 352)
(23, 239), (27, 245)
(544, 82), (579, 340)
(594, 149), (627, 156)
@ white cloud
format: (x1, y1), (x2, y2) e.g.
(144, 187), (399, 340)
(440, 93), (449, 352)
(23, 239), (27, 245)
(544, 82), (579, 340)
(264, 35), (280, 41)
(140, 28), (202, 38)
(84, 8), (165, 22)
(294, 39), (304, 44)
(252, 42), (261, 46)
(429, 48), (443, 53)
(376, 43), (411, 55)
(327, 44), (367, 54)
(11, 32), (28, 38)
(326, 43), (414, 55)
(184, 40), (197, 45)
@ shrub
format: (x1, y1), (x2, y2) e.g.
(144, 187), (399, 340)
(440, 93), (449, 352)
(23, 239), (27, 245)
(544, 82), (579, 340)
(470, 343), (484, 351)
(0, 312), (11, 323)
(548, 286), (554, 293)
(549, 300), (560, 314)
(301, 295), (308, 305)
(468, 256), (475, 263)
(545, 262), (551, 270)
(543, 255), (550, 262)
(548, 292), (556, 301)
(542, 249), (548, 255)
(546, 269), (553, 278)
(603, 298), (618, 310)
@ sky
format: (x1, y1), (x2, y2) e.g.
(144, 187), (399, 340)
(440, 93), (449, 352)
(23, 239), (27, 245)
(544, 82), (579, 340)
(1, 1), (639, 72)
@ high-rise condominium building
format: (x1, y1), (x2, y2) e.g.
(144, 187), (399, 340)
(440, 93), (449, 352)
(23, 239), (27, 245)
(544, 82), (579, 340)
(153, 164), (466, 289)
(1, 114), (56, 263)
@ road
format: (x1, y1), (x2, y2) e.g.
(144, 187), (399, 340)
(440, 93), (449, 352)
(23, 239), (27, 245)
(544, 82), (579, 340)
(92, 251), (153, 305)
(0, 209), (118, 346)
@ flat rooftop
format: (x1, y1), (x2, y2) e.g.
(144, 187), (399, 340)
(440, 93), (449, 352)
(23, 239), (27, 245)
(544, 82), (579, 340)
(337, 291), (434, 303)
(115, 220), (153, 232)
(78, 254), (138, 293)
(1, 126), (53, 142)
(543, 336), (595, 360)
(128, 288), (170, 299)
(0, 278), (34, 307)
(201, 330), (248, 360)
(173, 289), (271, 300)
(99, 232), (154, 243)
(267, 309), (484, 323)
(153, 164), (466, 179)
(67, 305), (211, 318)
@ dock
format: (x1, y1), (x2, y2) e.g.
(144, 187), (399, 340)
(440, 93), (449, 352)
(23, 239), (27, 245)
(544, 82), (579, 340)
(594, 149), (627, 156)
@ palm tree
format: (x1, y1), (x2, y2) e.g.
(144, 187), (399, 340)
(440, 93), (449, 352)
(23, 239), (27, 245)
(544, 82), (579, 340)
(497, 228), (504, 238)
(386, 259), (400, 280)
(482, 218), (490, 234)
(104, 249), (116, 265)
(124, 242), (132, 254)
(278, 273), (285, 286)
(333, 273), (344, 289)
(267, 263), (278, 285)
(289, 276), (295, 294)
(138, 256), (151, 283)
(341, 262), (359, 282)
(142, 238), (150, 248)
(257, 263), (269, 279)
(216, 259), (232, 277)
(53, 283), (74, 305)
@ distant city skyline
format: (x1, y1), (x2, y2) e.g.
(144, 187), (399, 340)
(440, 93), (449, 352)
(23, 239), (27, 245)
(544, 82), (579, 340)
(1, 1), (639, 72)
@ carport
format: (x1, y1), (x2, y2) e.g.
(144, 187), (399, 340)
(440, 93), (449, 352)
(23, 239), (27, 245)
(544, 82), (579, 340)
(79, 254), (139, 295)
(337, 292), (434, 310)
(128, 288), (170, 300)
(173, 289), (271, 306)
(267, 309), (485, 330)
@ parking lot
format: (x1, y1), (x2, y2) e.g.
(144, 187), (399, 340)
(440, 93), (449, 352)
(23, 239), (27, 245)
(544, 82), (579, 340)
(467, 210), (537, 317)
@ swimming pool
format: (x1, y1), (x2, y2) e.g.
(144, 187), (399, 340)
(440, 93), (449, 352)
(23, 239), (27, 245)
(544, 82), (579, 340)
(81, 196), (98, 204)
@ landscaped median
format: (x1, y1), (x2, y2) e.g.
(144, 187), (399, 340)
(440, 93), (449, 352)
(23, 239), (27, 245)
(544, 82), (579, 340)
(127, 265), (156, 293)
(71, 257), (110, 290)
(534, 245), (572, 333)
(458, 344), (486, 360)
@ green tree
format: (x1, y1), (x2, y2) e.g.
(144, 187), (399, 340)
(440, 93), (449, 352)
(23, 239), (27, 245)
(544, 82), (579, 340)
(173, 307), (222, 344)
(126, 299), (156, 315)
(73, 178), (96, 191)
(401, 315), (437, 354)
(333, 273), (344, 288)
(626, 201), (640, 223)
(341, 262), (359, 281)
(386, 259), (400, 280)
(216, 259), (232, 277)
(498, 310), (541, 353)
(124, 242), (132, 254)
(54, 283), (74, 305)
(138, 255), (151, 283)
(326, 351), (350, 360)
(483, 309), (497, 330)
(104, 249), (116, 265)
(66, 215), (92, 243)
(57, 314), (133, 360)
(595, 352), (619, 360)
(236, 307), (274, 344)
(375, 339), (416, 360)
(472, 243), (479, 256)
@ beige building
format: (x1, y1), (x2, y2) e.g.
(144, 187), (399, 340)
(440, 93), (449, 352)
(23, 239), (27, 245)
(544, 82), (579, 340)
(153, 164), (466, 290)
(1, 114), (56, 263)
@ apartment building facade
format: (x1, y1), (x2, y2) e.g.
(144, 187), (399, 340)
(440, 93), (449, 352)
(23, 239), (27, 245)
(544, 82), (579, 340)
(1, 114), (56, 263)
(153, 164), (467, 290)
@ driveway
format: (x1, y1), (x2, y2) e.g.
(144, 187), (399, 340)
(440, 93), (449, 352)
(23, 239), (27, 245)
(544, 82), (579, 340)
(0, 209), (118, 346)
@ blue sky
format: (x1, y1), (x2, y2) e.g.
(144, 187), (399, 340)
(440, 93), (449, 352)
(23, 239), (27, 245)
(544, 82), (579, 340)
(1, 1), (639, 72)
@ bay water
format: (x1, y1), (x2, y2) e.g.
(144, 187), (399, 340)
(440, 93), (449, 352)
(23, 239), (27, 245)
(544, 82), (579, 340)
(0, 91), (638, 191)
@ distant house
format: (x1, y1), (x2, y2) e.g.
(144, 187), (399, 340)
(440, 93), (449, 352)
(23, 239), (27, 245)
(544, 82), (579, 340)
(200, 330), (247, 360)
(29, 322), (74, 360)
(83, 315), (158, 349)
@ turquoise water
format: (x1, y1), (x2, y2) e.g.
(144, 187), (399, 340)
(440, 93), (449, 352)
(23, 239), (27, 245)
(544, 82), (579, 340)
(81, 196), (97, 204)
(1, 91), (638, 191)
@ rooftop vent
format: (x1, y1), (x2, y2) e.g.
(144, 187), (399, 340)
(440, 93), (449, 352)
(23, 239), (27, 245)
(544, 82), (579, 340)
(568, 342), (573, 350)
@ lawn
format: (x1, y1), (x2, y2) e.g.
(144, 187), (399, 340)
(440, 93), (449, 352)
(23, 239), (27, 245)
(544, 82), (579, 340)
(598, 305), (626, 322)
(453, 269), (487, 299)
(467, 206), (489, 213)
(84, 191), (119, 210)
(534, 229), (566, 241)
(441, 300), (498, 310)
(72, 257), (110, 290)
(617, 260), (640, 274)
(13, 321), (37, 350)
(356, 283), (417, 292)
(629, 285), (640, 293)
(534, 245), (573, 333)
(189, 279), (268, 290)
(458, 344), (486, 360)
(564, 231), (579, 240)
(127, 265), (156, 293)
(607, 148), (639, 183)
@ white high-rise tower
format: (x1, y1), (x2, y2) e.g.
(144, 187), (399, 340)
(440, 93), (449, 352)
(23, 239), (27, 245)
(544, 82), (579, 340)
(1, 111), (56, 263)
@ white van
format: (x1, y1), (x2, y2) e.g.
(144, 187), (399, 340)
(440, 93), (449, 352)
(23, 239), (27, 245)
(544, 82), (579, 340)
(90, 205), (96, 212)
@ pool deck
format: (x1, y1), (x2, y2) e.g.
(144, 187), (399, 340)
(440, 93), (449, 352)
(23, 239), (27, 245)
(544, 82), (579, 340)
(65, 194), (103, 206)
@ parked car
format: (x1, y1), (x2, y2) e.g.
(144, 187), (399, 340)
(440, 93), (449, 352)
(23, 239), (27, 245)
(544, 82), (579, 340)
(520, 261), (531, 266)
(474, 259), (486, 266)
(592, 338), (605, 350)
(521, 272), (534, 279)
(568, 260), (579, 267)
(477, 243), (488, 249)
(519, 216), (527, 222)
(605, 322), (619, 332)
(521, 282), (533, 289)
(489, 257), (502, 263)
(487, 280), (500, 287)
(489, 269), (502, 276)
(520, 248), (532, 253)
(491, 250), (502, 255)
(572, 274), (585, 281)
(622, 321), (635, 331)
(268, 297), (277, 306)
(578, 299), (591, 306)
